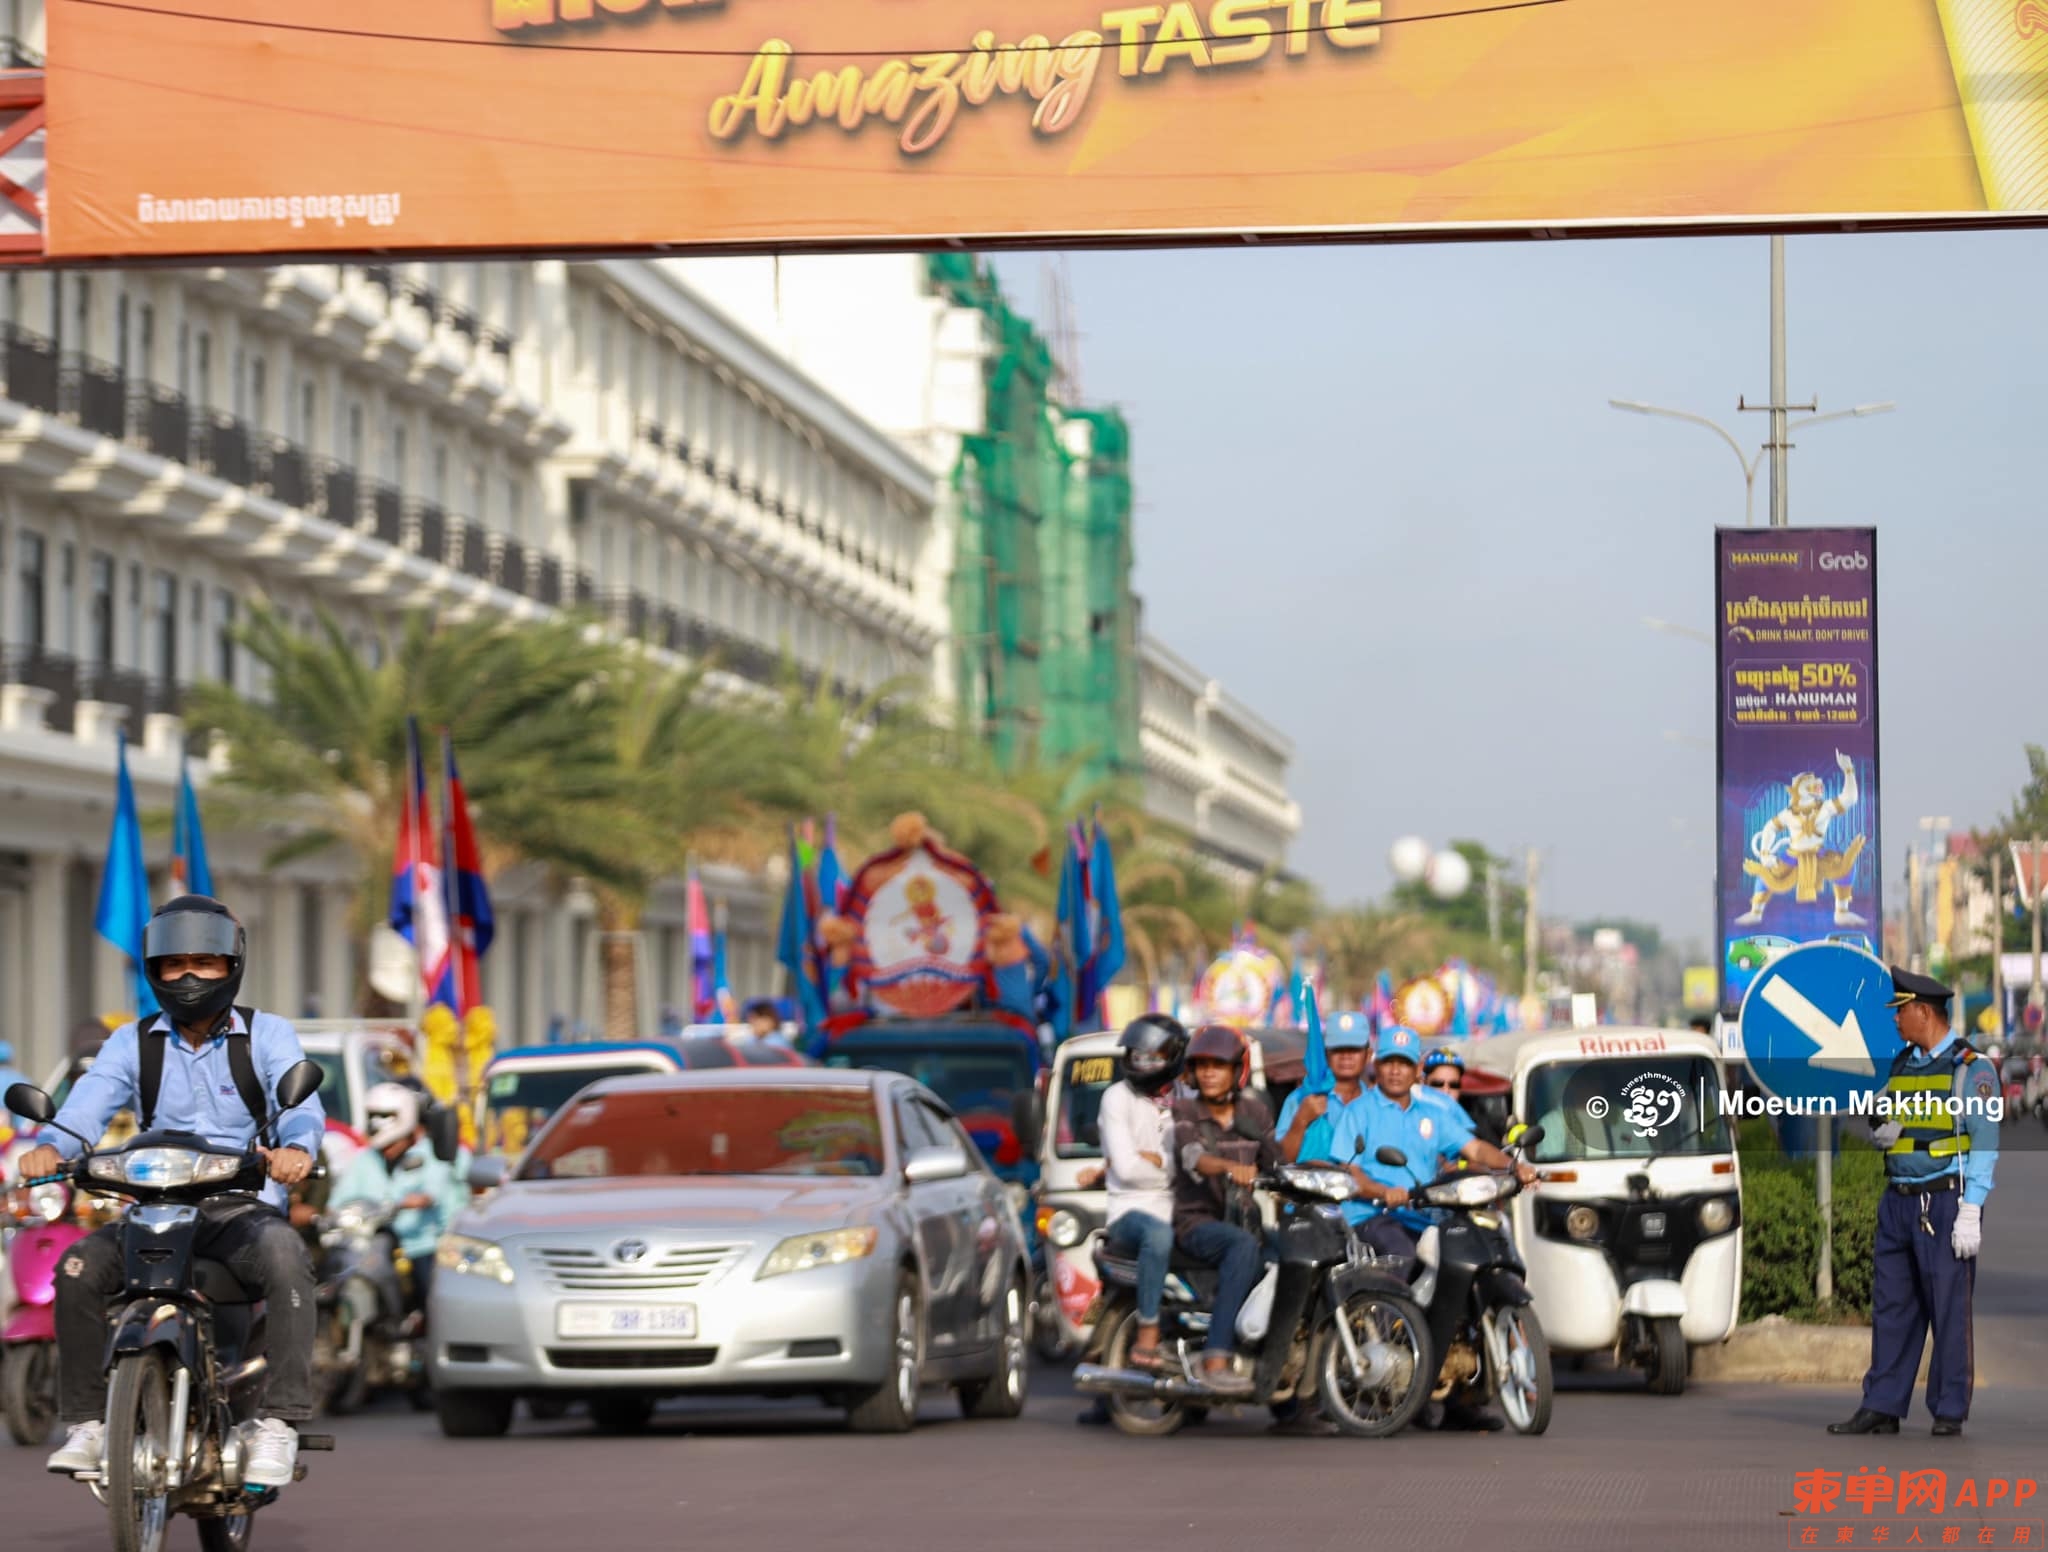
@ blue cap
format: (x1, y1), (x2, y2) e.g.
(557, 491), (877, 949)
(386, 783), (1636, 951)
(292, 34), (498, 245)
(1376, 1025), (1422, 1065)
(1325, 1013), (1371, 1050)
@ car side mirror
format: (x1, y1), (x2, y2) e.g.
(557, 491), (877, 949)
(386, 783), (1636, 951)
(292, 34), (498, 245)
(274, 1060), (324, 1113)
(903, 1144), (970, 1184)
(428, 1104), (462, 1165)
(1011, 1091), (1043, 1157)
(466, 1155), (508, 1193)
(1375, 1146), (1409, 1169)
(5, 1083), (55, 1124)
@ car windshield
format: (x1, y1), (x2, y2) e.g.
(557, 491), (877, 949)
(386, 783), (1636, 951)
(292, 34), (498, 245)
(1523, 1056), (1734, 1163)
(482, 1064), (663, 1157)
(1053, 1051), (1121, 1158)
(516, 1087), (884, 1180)
(823, 1041), (1032, 1140)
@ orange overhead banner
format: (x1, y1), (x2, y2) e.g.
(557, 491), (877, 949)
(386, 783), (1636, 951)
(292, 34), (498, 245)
(37, 0), (2048, 259)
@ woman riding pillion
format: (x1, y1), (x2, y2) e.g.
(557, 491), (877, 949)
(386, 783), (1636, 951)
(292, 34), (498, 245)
(15, 895), (325, 1488)
(1096, 1015), (1190, 1375)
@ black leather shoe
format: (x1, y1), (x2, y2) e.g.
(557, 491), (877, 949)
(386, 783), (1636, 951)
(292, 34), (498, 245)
(1931, 1418), (1964, 1438)
(1441, 1401), (1507, 1433)
(1827, 1409), (1900, 1435)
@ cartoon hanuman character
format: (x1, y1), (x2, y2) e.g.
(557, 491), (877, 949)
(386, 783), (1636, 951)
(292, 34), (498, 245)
(1737, 750), (1868, 928)
(894, 874), (952, 957)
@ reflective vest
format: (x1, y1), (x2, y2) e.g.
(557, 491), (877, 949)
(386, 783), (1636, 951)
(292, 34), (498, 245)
(1883, 1042), (1976, 1161)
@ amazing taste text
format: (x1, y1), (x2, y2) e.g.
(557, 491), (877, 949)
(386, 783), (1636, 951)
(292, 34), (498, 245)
(492, 0), (1384, 155)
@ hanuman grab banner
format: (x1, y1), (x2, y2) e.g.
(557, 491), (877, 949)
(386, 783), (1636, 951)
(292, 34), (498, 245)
(1714, 528), (1882, 1022)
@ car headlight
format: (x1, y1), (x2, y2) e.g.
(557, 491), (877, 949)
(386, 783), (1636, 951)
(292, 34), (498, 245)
(1565, 1205), (1602, 1241)
(436, 1234), (516, 1285)
(1698, 1196), (1736, 1235)
(756, 1227), (880, 1280)
(1046, 1210), (1083, 1248)
(1425, 1174), (1506, 1208)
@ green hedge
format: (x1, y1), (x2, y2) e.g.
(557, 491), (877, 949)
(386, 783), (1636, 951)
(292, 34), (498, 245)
(1737, 1119), (1883, 1323)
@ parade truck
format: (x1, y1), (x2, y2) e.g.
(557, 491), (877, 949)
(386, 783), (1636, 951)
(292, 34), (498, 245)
(793, 814), (1052, 1221)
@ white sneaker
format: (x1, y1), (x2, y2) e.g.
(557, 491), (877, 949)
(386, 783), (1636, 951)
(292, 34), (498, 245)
(241, 1419), (299, 1488)
(47, 1420), (105, 1475)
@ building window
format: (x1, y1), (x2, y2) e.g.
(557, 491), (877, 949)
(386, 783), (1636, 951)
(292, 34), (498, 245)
(298, 380), (316, 446)
(469, 459), (485, 519)
(138, 303), (154, 379)
(195, 330), (212, 409)
(250, 355), (268, 430)
(115, 295), (131, 376)
(505, 479), (523, 541)
(150, 570), (178, 683)
(189, 583), (206, 681)
(15, 529), (45, 652)
(73, 275), (90, 353)
(347, 402), (365, 471)
(127, 563), (143, 670)
(388, 421), (407, 485)
(56, 542), (75, 656)
(176, 321), (190, 397)
(215, 590), (237, 686)
(431, 444), (447, 505)
(89, 552), (114, 668)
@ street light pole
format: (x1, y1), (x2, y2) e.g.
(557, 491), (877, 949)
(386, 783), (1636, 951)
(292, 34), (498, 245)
(1608, 399), (1893, 528)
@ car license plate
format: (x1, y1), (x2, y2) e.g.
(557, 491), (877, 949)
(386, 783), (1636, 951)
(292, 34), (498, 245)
(555, 1303), (697, 1339)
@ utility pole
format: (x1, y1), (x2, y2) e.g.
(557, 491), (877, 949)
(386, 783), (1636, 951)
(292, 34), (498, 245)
(1523, 850), (1541, 999)
(1741, 236), (1815, 532)
(1990, 848), (2005, 1039)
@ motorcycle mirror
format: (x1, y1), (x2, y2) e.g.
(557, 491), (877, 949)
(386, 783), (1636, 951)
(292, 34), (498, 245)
(1375, 1145), (1409, 1169)
(274, 1060), (325, 1113)
(1518, 1124), (1546, 1149)
(4, 1083), (56, 1124)
(428, 1104), (462, 1165)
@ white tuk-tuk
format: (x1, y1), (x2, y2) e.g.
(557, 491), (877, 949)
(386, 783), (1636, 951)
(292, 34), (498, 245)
(1455, 1026), (1743, 1396)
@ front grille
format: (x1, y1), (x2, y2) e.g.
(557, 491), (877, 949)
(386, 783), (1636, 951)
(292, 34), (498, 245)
(546, 1347), (717, 1371)
(528, 1244), (744, 1293)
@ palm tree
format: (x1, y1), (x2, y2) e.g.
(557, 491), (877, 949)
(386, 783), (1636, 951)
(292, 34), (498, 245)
(183, 606), (641, 1012)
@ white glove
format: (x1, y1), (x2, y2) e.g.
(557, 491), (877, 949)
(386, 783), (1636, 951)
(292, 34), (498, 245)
(1951, 1202), (1981, 1260)
(1870, 1121), (1903, 1149)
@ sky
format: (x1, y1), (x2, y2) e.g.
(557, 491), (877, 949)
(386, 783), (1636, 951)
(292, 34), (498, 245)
(990, 233), (2047, 956)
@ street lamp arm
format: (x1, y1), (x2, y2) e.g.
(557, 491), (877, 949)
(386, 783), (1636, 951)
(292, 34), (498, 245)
(1788, 402), (1897, 434)
(1607, 399), (1758, 476)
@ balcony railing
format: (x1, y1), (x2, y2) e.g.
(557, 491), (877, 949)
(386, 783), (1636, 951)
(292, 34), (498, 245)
(368, 482), (403, 546)
(192, 412), (254, 488)
(317, 459), (359, 528)
(128, 384), (192, 463)
(495, 536), (528, 596)
(605, 588), (650, 639)
(452, 518), (489, 579)
(656, 606), (683, 652)
(81, 663), (151, 738)
(3, 646), (80, 733)
(59, 355), (128, 439)
(257, 436), (313, 511)
(3, 324), (60, 414)
(535, 555), (564, 608)
(408, 500), (447, 565)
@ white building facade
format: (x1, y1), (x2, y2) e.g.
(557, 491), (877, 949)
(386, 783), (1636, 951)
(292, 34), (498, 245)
(0, 256), (947, 1078)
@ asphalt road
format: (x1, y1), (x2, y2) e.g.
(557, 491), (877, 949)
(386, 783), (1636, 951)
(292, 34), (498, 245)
(5, 1153), (2043, 1552)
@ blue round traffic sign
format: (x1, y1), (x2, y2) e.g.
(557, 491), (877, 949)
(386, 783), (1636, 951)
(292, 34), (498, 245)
(1738, 943), (1904, 1109)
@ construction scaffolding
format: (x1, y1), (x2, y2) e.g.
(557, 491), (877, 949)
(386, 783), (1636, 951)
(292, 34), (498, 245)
(926, 255), (1141, 791)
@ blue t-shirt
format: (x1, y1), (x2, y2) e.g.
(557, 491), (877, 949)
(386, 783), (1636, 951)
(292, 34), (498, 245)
(1330, 1085), (1476, 1229)
(1274, 1084), (1375, 1167)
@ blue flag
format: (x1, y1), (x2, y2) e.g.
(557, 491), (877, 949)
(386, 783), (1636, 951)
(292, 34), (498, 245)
(1079, 818), (1126, 1022)
(774, 830), (826, 1026)
(1050, 828), (1087, 1039)
(171, 742), (213, 899)
(1296, 979), (1332, 1096)
(95, 731), (158, 1016)
(818, 814), (848, 917)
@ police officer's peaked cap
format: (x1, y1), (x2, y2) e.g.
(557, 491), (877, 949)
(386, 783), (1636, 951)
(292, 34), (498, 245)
(1886, 966), (1953, 1009)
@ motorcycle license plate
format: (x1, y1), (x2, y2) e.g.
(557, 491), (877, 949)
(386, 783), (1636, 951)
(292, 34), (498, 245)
(555, 1303), (697, 1339)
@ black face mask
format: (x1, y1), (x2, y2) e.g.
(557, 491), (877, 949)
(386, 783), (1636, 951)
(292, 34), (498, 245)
(151, 965), (244, 1029)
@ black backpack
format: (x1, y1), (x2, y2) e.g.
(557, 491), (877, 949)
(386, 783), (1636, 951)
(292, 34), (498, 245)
(135, 1007), (266, 1132)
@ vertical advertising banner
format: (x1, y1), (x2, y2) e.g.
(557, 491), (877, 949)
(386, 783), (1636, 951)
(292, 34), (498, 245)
(1716, 529), (1882, 1021)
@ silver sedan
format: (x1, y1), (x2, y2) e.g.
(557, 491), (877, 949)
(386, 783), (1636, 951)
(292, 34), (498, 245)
(427, 1067), (1031, 1435)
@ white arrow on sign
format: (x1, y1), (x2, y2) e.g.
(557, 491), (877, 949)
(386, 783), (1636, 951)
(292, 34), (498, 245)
(1757, 975), (1876, 1076)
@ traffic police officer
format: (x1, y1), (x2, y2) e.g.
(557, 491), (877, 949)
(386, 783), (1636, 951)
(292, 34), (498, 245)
(1830, 967), (2000, 1438)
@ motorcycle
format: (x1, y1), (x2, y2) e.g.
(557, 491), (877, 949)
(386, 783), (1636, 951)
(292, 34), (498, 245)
(312, 1198), (428, 1415)
(1370, 1127), (1554, 1436)
(3, 1176), (89, 1445)
(1073, 1162), (1434, 1438)
(6, 1063), (333, 1552)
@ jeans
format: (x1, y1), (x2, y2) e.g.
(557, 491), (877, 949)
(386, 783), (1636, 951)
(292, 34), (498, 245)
(59, 1197), (318, 1424)
(1177, 1219), (1263, 1354)
(1356, 1214), (1418, 1260)
(1104, 1210), (1174, 1324)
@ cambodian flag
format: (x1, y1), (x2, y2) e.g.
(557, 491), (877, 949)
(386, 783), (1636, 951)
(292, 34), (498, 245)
(440, 732), (494, 1015)
(389, 718), (453, 1010)
(687, 869), (716, 1020)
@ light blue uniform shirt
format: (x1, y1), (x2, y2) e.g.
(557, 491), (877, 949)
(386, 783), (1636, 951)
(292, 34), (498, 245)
(49, 1009), (327, 1209)
(1330, 1084), (1476, 1229)
(1885, 1033), (1999, 1208)
(1274, 1084), (1375, 1165)
(333, 1142), (472, 1261)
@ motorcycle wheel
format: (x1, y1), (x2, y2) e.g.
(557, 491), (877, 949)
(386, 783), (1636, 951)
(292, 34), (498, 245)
(1315, 1292), (1433, 1439)
(319, 1311), (368, 1419)
(1489, 1305), (1553, 1435)
(105, 1350), (174, 1552)
(1646, 1316), (1688, 1396)
(1099, 1305), (1186, 1438)
(1030, 1269), (1072, 1362)
(3, 1341), (59, 1446)
(197, 1513), (256, 1552)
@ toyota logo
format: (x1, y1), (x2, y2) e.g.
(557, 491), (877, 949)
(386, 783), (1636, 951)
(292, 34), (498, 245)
(612, 1239), (650, 1265)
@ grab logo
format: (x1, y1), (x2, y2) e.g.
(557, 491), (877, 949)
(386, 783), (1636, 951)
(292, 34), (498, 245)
(1817, 551), (1868, 571)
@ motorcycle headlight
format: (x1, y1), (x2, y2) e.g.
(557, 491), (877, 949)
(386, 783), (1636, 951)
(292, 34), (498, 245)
(1278, 1166), (1356, 1203)
(1698, 1196), (1736, 1235)
(436, 1234), (515, 1285)
(29, 1183), (70, 1222)
(1425, 1174), (1506, 1208)
(1046, 1210), (1084, 1249)
(756, 1227), (880, 1280)
(334, 1203), (376, 1235)
(1565, 1205), (1602, 1241)
(107, 1148), (225, 1188)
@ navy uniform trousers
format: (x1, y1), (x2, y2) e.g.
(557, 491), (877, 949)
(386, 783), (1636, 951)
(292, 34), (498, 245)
(1861, 1185), (1975, 1422)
